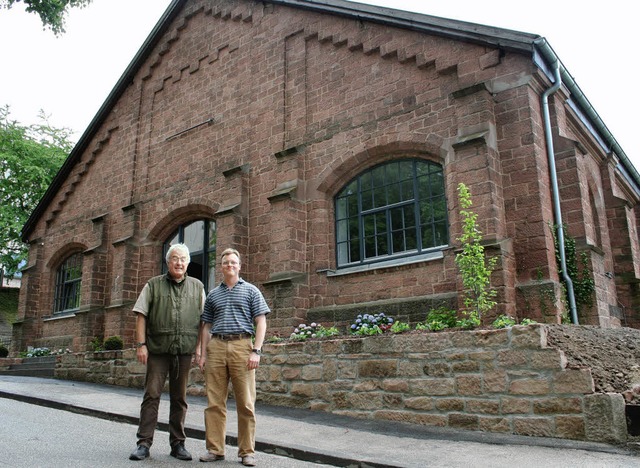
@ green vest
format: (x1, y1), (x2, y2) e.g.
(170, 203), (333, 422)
(145, 274), (203, 355)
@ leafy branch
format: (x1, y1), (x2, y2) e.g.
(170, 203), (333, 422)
(454, 183), (497, 324)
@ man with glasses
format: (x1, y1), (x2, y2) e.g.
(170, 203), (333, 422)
(129, 243), (205, 461)
(198, 247), (270, 466)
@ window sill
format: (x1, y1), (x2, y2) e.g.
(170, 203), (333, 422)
(44, 311), (78, 321)
(325, 250), (445, 277)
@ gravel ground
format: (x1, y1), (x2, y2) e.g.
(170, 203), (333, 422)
(545, 324), (640, 402)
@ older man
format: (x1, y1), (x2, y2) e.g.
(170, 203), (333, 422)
(198, 248), (270, 466)
(129, 243), (205, 461)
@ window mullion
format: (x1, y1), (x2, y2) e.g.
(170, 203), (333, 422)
(357, 177), (365, 262)
(413, 164), (423, 252)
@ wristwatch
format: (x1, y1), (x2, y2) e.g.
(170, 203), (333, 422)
(251, 348), (262, 355)
(136, 342), (147, 348)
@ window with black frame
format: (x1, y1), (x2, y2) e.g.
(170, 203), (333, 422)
(335, 159), (448, 267)
(163, 219), (216, 291)
(53, 252), (82, 314)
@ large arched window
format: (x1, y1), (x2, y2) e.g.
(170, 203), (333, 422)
(335, 159), (448, 267)
(163, 219), (216, 291)
(53, 252), (83, 313)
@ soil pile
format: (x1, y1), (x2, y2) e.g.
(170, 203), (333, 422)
(545, 324), (640, 402)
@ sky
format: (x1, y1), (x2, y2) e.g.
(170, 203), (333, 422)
(1, 0), (638, 170)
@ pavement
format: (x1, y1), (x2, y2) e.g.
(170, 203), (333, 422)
(1, 375), (639, 467)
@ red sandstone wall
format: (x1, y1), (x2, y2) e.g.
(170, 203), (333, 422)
(14, 0), (639, 352)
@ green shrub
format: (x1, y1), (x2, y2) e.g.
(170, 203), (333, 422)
(456, 316), (481, 330)
(492, 315), (517, 329)
(455, 183), (497, 324)
(103, 336), (124, 351)
(520, 318), (537, 325)
(290, 323), (339, 341)
(425, 306), (457, 331)
(390, 321), (411, 333)
(89, 336), (103, 352)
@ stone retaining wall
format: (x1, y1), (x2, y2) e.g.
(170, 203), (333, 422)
(54, 349), (205, 394)
(51, 324), (628, 444)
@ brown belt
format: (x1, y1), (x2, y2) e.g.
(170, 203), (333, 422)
(211, 333), (252, 341)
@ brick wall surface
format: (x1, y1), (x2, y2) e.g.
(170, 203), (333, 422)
(12, 0), (640, 353)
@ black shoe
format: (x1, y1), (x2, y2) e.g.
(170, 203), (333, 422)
(129, 445), (150, 460)
(170, 443), (193, 461)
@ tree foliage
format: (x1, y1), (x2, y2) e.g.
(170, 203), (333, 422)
(1, 0), (92, 35)
(0, 106), (72, 277)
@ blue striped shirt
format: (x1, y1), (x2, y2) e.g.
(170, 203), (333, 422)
(201, 278), (270, 335)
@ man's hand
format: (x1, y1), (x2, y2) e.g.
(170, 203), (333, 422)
(247, 352), (260, 370)
(136, 345), (148, 365)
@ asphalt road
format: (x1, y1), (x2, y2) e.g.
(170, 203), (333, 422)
(0, 398), (325, 468)
(2, 376), (640, 468)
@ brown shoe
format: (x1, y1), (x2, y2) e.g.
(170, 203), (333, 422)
(241, 455), (256, 466)
(199, 452), (225, 462)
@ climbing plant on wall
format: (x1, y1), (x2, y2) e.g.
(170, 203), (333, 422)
(551, 224), (595, 311)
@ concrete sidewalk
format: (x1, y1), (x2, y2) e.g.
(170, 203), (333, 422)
(1, 375), (639, 467)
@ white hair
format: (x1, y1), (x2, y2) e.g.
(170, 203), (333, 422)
(165, 243), (190, 264)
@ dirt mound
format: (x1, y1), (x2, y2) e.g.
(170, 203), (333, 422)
(545, 324), (640, 402)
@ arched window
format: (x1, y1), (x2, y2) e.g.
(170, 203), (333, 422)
(53, 252), (83, 313)
(163, 219), (216, 291)
(335, 159), (448, 267)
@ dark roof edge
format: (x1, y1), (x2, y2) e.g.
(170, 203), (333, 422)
(269, 0), (539, 52)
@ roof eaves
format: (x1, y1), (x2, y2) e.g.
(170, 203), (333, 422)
(267, 0), (538, 53)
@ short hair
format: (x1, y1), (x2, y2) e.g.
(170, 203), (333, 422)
(220, 247), (241, 264)
(165, 243), (191, 264)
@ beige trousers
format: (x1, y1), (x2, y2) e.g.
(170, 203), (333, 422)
(204, 337), (256, 457)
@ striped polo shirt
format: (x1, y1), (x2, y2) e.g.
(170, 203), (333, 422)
(201, 278), (270, 335)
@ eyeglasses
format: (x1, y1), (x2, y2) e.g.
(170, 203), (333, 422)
(222, 260), (239, 266)
(169, 256), (188, 264)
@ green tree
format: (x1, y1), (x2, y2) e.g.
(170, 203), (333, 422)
(0, 106), (72, 277)
(1, 0), (92, 35)
(455, 183), (497, 323)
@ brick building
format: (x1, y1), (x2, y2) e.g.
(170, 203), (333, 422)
(12, 0), (640, 353)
